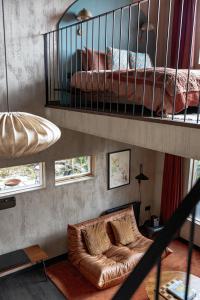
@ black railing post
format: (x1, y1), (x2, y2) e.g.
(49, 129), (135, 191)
(184, 207), (196, 300)
(44, 34), (49, 106)
(155, 257), (162, 300)
(113, 178), (200, 300)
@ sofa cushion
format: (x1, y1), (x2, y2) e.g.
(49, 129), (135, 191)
(82, 221), (111, 256)
(82, 48), (108, 71)
(126, 235), (153, 265)
(107, 47), (129, 70)
(126, 236), (172, 265)
(79, 245), (135, 289)
(129, 51), (153, 69)
(110, 215), (135, 245)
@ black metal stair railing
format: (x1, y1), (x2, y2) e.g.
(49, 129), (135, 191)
(112, 178), (200, 300)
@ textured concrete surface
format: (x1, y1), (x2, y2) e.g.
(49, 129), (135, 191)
(0, 0), (172, 114)
(0, 0), (73, 114)
(0, 127), (158, 257)
(0, 0), (163, 257)
(46, 108), (200, 160)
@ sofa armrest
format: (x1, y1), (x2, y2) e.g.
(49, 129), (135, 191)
(68, 224), (91, 266)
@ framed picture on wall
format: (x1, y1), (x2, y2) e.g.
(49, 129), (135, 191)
(108, 149), (131, 190)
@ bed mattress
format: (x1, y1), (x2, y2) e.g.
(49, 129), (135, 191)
(71, 68), (200, 114)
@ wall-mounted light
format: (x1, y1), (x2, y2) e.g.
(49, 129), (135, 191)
(135, 164), (149, 204)
(76, 8), (93, 36)
(76, 8), (92, 21)
(140, 22), (155, 39)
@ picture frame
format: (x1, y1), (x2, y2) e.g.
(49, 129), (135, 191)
(108, 149), (131, 190)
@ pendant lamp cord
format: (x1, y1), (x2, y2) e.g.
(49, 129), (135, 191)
(2, 0), (10, 112)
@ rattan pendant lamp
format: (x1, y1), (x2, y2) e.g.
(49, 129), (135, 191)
(0, 0), (61, 158)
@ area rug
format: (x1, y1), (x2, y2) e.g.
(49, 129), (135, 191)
(46, 241), (200, 300)
(47, 260), (147, 300)
(47, 261), (119, 300)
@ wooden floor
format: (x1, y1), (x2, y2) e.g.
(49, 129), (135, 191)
(133, 239), (200, 300)
(0, 240), (199, 300)
(0, 267), (65, 300)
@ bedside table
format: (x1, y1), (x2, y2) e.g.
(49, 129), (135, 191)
(0, 244), (48, 279)
(24, 245), (48, 279)
(140, 221), (164, 239)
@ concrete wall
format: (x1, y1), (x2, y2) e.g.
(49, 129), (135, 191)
(152, 151), (165, 215)
(0, 0), (174, 113)
(0, 0), (178, 257)
(0, 0), (162, 259)
(0, 0), (75, 114)
(46, 108), (200, 161)
(0, 128), (157, 257)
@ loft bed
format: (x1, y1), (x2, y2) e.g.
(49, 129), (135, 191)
(44, 0), (200, 122)
(70, 51), (200, 115)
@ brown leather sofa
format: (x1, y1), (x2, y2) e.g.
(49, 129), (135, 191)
(68, 207), (171, 290)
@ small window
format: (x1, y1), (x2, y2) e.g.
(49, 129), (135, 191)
(55, 156), (94, 185)
(0, 163), (45, 196)
(189, 160), (200, 222)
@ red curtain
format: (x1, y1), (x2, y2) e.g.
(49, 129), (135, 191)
(160, 154), (183, 223)
(171, 0), (197, 68)
(161, 1), (197, 223)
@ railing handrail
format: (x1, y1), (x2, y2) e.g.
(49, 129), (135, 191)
(113, 178), (200, 299)
(43, 0), (148, 35)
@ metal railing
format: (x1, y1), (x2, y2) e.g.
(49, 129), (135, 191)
(44, 0), (200, 125)
(113, 178), (200, 299)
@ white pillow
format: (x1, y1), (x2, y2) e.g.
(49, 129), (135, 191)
(107, 47), (130, 70)
(129, 51), (153, 69)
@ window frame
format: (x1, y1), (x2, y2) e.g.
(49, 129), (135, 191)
(188, 159), (200, 223)
(0, 162), (46, 197)
(55, 155), (94, 186)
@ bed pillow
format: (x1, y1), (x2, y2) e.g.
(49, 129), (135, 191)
(82, 48), (108, 71)
(110, 215), (135, 246)
(82, 221), (111, 256)
(129, 51), (153, 69)
(107, 47), (130, 70)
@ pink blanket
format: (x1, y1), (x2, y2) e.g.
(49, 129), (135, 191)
(71, 68), (200, 114)
(109, 68), (200, 113)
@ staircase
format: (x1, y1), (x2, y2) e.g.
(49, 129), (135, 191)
(112, 179), (200, 299)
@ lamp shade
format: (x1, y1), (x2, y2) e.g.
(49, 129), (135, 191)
(0, 112), (61, 158)
(76, 8), (93, 21)
(135, 164), (149, 182)
(135, 173), (149, 181)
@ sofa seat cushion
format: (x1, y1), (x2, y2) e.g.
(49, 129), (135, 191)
(126, 236), (153, 265)
(79, 245), (136, 289)
(127, 236), (172, 264)
(127, 236), (153, 252)
(104, 245), (135, 265)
